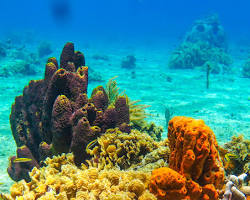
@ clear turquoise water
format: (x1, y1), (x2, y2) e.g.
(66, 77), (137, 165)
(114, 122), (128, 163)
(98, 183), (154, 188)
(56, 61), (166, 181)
(0, 0), (250, 193)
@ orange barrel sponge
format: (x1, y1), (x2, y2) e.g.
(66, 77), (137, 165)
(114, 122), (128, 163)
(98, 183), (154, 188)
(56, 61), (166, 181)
(149, 167), (188, 200)
(168, 116), (224, 189)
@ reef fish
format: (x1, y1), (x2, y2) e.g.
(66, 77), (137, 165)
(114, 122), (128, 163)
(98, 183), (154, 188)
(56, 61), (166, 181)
(13, 158), (32, 163)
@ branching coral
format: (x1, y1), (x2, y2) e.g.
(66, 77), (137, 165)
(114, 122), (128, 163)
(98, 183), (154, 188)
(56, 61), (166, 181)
(86, 128), (167, 170)
(3, 154), (157, 200)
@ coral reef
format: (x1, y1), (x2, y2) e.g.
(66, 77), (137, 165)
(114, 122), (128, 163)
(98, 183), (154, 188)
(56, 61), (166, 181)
(0, 38), (39, 77)
(3, 154), (157, 200)
(8, 42), (130, 181)
(221, 135), (250, 175)
(242, 56), (250, 78)
(86, 128), (167, 170)
(168, 15), (232, 73)
(121, 55), (136, 69)
(0, 59), (36, 77)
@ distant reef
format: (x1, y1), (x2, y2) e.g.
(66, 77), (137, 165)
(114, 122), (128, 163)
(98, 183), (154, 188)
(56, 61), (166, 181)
(168, 14), (232, 74)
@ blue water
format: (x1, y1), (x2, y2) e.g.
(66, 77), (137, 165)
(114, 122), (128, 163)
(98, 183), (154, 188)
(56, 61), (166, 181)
(1, 0), (250, 43)
(0, 0), (249, 194)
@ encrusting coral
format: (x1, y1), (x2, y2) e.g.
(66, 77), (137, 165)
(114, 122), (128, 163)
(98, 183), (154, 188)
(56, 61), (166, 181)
(8, 42), (131, 182)
(2, 154), (157, 200)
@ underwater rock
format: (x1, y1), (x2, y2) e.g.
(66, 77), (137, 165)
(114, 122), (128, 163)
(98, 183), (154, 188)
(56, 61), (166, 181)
(121, 55), (136, 69)
(92, 54), (110, 61)
(0, 59), (36, 77)
(168, 14), (232, 72)
(38, 41), (53, 58)
(8, 42), (130, 181)
(0, 43), (7, 58)
(242, 57), (250, 78)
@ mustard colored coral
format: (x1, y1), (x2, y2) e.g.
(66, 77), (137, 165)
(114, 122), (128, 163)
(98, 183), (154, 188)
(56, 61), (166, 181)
(86, 128), (167, 170)
(4, 154), (157, 200)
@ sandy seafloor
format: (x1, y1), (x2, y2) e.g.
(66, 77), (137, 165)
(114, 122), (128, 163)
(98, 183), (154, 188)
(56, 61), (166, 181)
(0, 39), (249, 193)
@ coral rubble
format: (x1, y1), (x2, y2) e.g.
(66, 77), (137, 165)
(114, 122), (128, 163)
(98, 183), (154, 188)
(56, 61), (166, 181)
(168, 15), (232, 73)
(8, 42), (130, 181)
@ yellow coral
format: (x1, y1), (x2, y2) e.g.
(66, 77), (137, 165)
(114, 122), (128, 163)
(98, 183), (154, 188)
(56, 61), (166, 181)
(5, 154), (154, 200)
(86, 128), (165, 170)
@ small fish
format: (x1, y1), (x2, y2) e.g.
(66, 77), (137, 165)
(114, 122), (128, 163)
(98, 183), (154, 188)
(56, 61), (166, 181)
(13, 158), (32, 163)
(86, 139), (97, 152)
(225, 153), (237, 162)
